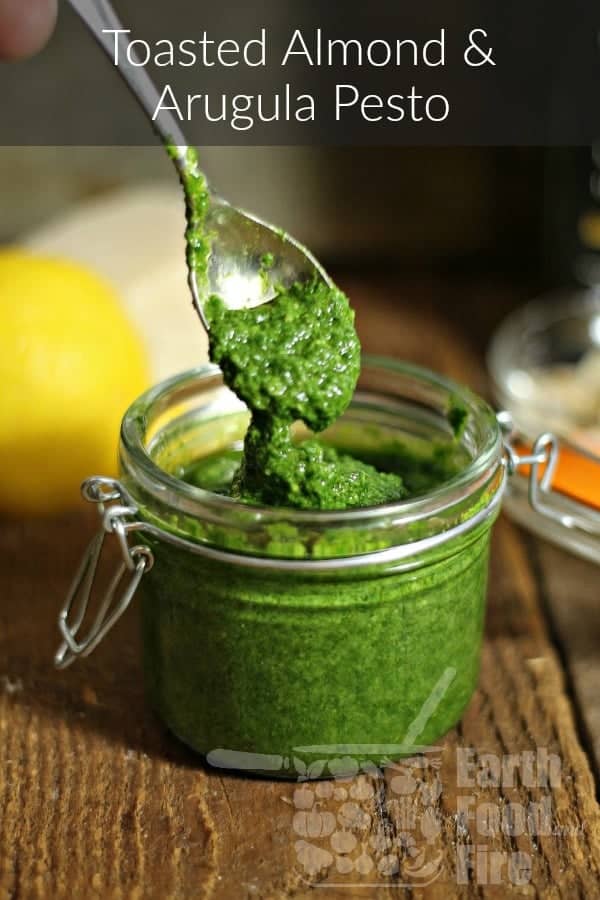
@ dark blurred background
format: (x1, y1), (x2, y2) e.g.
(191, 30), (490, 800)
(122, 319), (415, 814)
(1, 0), (598, 359)
(0, 143), (592, 305)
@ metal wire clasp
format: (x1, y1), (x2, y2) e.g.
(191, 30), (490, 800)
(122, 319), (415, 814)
(54, 477), (154, 670)
(498, 411), (600, 537)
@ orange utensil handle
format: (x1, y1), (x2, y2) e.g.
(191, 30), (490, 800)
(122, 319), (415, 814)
(513, 440), (600, 512)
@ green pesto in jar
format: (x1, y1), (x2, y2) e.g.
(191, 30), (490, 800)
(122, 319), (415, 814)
(182, 435), (464, 505)
(135, 149), (496, 774)
(141, 515), (491, 776)
(135, 376), (497, 774)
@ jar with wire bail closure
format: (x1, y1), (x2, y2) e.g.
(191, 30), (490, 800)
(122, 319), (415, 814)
(56, 356), (509, 778)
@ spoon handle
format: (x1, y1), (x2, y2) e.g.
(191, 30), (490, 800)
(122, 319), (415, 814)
(66, 0), (209, 330)
(66, 0), (189, 166)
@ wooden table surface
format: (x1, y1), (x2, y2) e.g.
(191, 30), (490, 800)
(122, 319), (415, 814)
(1, 276), (599, 899)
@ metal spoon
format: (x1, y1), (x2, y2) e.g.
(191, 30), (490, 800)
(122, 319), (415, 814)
(67, 0), (331, 332)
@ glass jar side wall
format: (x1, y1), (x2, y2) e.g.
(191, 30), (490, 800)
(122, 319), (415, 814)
(140, 517), (494, 776)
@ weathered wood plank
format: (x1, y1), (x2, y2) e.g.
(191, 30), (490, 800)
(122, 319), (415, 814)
(529, 538), (600, 778)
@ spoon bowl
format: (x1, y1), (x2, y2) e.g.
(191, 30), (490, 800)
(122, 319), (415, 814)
(203, 196), (329, 311)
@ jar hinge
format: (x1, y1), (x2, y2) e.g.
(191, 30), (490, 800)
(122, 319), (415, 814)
(497, 411), (600, 537)
(54, 477), (153, 670)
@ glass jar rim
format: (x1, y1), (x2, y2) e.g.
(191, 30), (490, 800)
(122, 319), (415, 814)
(119, 355), (503, 530)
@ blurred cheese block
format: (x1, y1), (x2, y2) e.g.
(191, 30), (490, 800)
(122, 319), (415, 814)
(23, 184), (209, 381)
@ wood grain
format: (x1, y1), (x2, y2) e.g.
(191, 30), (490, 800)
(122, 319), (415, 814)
(530, 539), (600, 778)
(0, 277), (598, 899)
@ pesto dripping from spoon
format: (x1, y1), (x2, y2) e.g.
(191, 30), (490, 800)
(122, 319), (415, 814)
(68, 0), (332, 331)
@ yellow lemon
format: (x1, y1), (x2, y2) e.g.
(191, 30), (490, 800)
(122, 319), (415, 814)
(0, 250), (150, 515)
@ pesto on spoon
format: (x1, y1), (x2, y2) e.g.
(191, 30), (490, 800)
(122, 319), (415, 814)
(63, 2), (442, 510)
(175, 147), (405, 509)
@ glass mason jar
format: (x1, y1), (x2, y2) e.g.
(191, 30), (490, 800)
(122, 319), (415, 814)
(56, 357), (505, 778)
